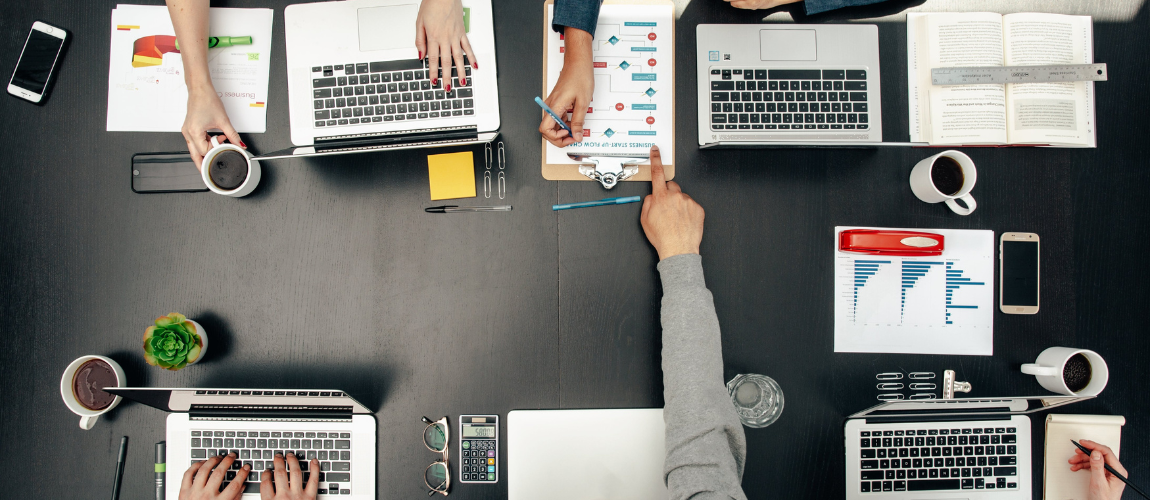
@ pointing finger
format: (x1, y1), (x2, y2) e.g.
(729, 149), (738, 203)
(649, 145), (666, 195)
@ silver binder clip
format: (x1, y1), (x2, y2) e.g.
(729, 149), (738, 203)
(567, 152), (646, 189)
(942, 370), (972, 399)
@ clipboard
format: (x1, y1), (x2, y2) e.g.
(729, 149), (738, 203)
(541, 0), (675, 185)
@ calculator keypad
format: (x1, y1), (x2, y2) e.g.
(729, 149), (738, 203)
(460, 439), (496, 482)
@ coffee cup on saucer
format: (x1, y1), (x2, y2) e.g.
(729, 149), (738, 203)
(201, 136), (261, 197)
(60, 355), (126, 430)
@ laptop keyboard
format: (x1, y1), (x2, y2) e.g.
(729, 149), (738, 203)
(311, 58), (474, 129)
(708, 68), (870, 131)
(190, 429), (353, 496)
(858, 426), (1019, 493)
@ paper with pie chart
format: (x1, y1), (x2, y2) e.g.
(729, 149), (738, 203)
(543, 3), (674, 166)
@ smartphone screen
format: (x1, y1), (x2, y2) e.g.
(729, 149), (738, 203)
(132, 153), (208, 193)
(1001, 240), (1039, 306)
(11, 29), (64, 94)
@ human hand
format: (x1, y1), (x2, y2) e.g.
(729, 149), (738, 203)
(1069, 440), (1127, 500)
(723, 0), (802, 10)
(183, 85), (244, 168)
(260, 453), (320, 500)
(640, 146), (704, 260)
(540, 27), (594, 147)
(415, 0), (476, 91)
(178, 453), (251, 500)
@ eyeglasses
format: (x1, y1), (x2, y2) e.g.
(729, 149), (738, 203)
(422, 416), (450, 496)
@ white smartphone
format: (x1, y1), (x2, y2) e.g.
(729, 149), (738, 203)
(7, 21), (68, 104)
(999, 232), (1040, 314)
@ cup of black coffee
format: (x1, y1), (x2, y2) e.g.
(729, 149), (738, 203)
(1021, 347), (1108, 396)
(200, 136), (261, 197)
(909, 150), (978, 215)
(60, 355), (126, 429)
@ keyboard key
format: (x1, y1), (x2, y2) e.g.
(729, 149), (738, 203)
(846, 69), (867, 80)
(768, 69), (821, 79)
(822, 69), (844, 79)
(849, 92), (867, 101)
(909, 479), (960, 491)
(845, 81), (867, 90)
(313, 78), (337, 88)
(326, 473), (351, 482)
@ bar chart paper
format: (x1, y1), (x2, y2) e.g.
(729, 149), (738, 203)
(833, 227), (994, 355)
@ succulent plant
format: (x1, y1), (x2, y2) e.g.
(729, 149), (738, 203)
(143, 312), (202, 370)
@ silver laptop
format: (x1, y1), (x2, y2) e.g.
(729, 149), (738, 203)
(264, 0), (500, 159)
(845, 395), (1091, 499)
(696, 24), (882, 148)
(107, 387), (376, 499)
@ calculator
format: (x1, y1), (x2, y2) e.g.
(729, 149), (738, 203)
(459, 415), (498, 483)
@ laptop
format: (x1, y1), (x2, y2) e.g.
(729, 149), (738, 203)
(507, 409), (668, 500)
(261, 0), (500, 160)
(106, 387), (376, 499)
(845, 395), (1092, 499)
(696, 24), (883, 148)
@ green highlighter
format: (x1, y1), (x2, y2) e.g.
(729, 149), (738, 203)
(174, 36), (253, 50)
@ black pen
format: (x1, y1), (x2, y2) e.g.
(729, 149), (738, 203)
(425, 205), (512, 213)
(155, 441), (166, 500)
(112, 436), (128, 500)
(1071, 440), (1148, 499)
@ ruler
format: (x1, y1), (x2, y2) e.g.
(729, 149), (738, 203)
(931, 64), (1107, 85)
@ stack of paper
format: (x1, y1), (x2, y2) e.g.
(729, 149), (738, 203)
(107, 4), (273, 132)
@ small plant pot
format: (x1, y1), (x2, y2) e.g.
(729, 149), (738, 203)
(187, 320), (208, 366)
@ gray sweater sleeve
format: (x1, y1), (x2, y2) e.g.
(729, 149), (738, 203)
(658, 254), (748, 500)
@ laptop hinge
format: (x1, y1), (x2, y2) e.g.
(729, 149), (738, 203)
(189, 405), (353, 422)
(313, 126), (479, 152)
(864, 414), (1013, 425)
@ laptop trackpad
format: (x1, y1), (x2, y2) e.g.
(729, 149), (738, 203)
(358, 5), (418, 52)
(760, 30), (816, 61)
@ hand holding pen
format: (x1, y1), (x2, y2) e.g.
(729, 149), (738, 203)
(1070, 439), (1144, 500)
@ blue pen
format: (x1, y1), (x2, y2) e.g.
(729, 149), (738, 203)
(535, 96), (574, 137)
(553, 196), (642, 211)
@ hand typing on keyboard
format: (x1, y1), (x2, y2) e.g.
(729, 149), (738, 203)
(179, 452), (252, 500)
(415, 0), (477, 91)
(260, 453), (321, 500)
(540, 27), (594, 147)
(1069, 439), (1128, 500)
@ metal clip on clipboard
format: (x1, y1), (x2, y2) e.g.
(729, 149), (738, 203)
(566, 152), (648, 190)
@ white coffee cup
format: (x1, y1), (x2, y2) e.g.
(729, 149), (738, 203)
(1021, 347), (1108, 396)
(60, 355), (126, 430)
(200, 136), (261, 197)
(910, 150), (978, 215)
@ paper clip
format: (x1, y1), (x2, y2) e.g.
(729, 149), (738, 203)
(876, 372), (904, 380)
(877, 393), (905, 401)
(483, 143), (493, 199)
(909, 383), (937, 391)
(497, 141), (506, 200)
(910, 393), (937, 400)
(876, 383), (904, 391)
(909, 372), (936, 380)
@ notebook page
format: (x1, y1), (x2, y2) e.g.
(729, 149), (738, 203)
(1043, 414), (1124, 500)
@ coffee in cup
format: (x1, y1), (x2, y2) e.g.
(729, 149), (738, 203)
(60, 355), (126, 429)
(1021, 347), (1108, 397)
(910, 150), (978, 215)
(200, 136), (261, 197)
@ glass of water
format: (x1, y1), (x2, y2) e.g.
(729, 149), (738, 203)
(726, 373), (784, 428)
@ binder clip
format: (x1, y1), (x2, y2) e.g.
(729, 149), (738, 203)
(942, 370), (972, 399)
(567, 152), (647, 189)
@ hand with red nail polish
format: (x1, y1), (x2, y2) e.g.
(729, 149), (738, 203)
(414, 0), (476, 93)
(178, 453), (256, 500)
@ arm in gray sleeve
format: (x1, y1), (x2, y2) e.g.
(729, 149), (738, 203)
(551, 0), (603, 37)
(658, 253), (748, 500)
(804, 0), (888, 15)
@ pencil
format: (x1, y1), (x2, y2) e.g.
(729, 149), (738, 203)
(112, 436), (128, 500)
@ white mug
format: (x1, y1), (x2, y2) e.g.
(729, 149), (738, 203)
(1021, 347), (1108, 396)
(910, 150), (978, 215)
(200, 136), (261, 197)
(60, 355), (126, 430)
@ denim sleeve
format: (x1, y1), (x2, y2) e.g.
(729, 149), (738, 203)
(552, 0), (603, 37)
(805, 0), (887, 15)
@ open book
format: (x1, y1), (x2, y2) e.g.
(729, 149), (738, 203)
(908, 13), (1096, 147)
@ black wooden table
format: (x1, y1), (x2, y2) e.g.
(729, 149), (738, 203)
(1, 0), (1146, 498)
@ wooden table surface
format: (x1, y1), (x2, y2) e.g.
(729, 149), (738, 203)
(1, 0), (1146, 498)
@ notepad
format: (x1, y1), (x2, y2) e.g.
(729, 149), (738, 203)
(427, 152), (476, 201)
(1043, 414), (1125, 500)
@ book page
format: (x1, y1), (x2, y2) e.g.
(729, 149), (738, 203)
(923, 13), (1008, 145)
(1004, 13), (1095, 146)
(907, 14), (924, 142)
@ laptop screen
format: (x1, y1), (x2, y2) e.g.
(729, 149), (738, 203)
(850, 396), (1092, 419)
(105, 387), (373, 414)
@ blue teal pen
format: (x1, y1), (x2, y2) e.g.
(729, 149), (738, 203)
(535, 97), (574, 136)
(553, 196), (642, 211)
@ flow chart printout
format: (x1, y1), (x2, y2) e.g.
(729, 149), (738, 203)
(544, 4), (673, 165)
(833, 227), (995, 355)
(107, 5), (273, 132)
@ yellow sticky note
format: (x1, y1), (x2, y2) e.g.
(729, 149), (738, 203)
(427, 152), (476, 201)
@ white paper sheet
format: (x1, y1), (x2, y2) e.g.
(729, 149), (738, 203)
(543, 4), (674, 165)
(1043, 414), (1125, 500)
(107, 5), (273, 132)
(833, 227), (995, 355)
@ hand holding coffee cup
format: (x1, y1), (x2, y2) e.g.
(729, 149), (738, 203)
(1021, 347), (1109, 396)
(200, 136), (261, 197)
(910, 150), (978, 215)
(60, 355), (125, 430)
